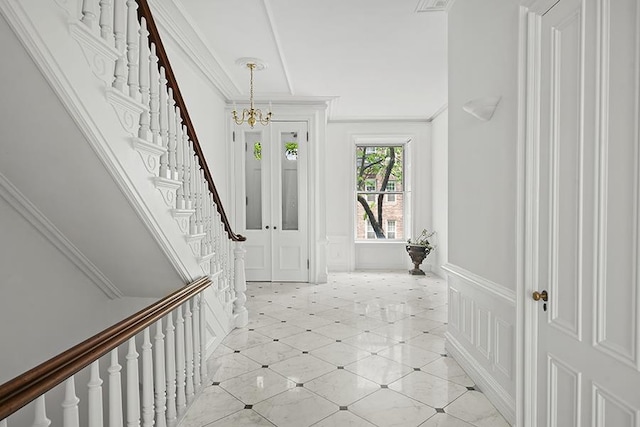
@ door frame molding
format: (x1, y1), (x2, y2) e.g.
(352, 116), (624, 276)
(518, 1), (574, 426)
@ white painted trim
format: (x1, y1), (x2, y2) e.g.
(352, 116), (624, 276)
(445, 332), (516, 425)
(443, 263), (517, 305)
(329, 116), (431, 124)
(148, 0), (239, 99)
(261, 0), (295, 95)
(428, 103), (448, 121)
(0, 172), (123, 299)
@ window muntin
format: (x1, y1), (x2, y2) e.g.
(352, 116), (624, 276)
(355, 145), (405, 240)
(387, 220), (396, 239)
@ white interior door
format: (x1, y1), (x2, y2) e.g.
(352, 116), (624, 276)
(530, 0), (640, 425)
(237, 122), (309, 282)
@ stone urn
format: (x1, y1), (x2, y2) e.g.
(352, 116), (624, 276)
(406, 244), (431, 275)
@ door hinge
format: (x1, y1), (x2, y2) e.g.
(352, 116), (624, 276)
(306, 132), (309, 142)
(233, 131), (235, 142)
(245, 142), (247, 151)
(246, 196), (248, 205)
(307, 259), (309, 269)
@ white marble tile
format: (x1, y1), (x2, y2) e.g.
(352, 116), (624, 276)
(389, 371), (467, 408)
(220, 367), (295, 404)
(247, 313), (281, 329)
(392, 317), (447, 333)
(369, 322), (425, 341)
(206, 409), (275, 426)
(253, 387), (338, 427)
(418, 414), (476, 427)
(350, 389), (437, 427)
(179, 385), (244, 427)
(345, 355), (413, 385)
(284, 314), (335, 329)
(211, 353), (262, 382)
(414, 308), (448, 323)
(254, 322), (306, 339)
(342, 332), (398, 353)
(444, 391), (510, 427)
(310, 342), (371, 366)
(421, 357), (475, 387)
(313, 323), (362, 340)
(270, 354), (336, 383)
(240, 341), (301, 366)
(305, 369), (379, 406)
(406, 333), (447, 354)
(341, 316), (392, 331)
(315, 308), (362, 322)
(211, 344), (234, 358)
(377, 343), (441, 368)
(311, 411), (377, 427)
(222, 330), (273, 351)
(280, 331), (336, 352)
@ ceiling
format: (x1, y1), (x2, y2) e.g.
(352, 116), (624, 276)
(176, 0), (449, 121)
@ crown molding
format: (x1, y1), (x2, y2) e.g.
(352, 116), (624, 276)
(0, 172), (123, 299)
(329, 116), (431, 124)
(148, 0), (239, 99)
(428, 103), (448, 121)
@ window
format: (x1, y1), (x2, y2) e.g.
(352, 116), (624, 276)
(386, 180), (396, 202)
(387, 220), (396, 239)
(355, 145), (405, 240)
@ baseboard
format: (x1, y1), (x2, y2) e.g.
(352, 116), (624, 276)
(445, 332), (516, 426)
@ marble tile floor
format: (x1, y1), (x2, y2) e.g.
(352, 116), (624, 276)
(180, 271), (510, 427)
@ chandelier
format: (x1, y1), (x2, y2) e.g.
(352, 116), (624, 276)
(232, 59), (272, 128)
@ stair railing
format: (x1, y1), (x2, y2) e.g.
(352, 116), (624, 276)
(76, 0), (249, 325)
(0, 278), (211, 426)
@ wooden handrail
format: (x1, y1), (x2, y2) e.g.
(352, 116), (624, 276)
(136, 0), (245, 242)
(0, 277), (211, 421)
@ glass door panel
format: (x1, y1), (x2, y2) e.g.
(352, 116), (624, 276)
(281, 131), (299, 231)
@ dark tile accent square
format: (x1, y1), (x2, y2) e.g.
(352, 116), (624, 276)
(249, 328), (255, 331)
(436, 408), (445, 413)
(380, 385), (388, 389)
(399, 341), (406, 344)
(414, 368), (421, 371)
(259, 313), (265, 315)
(245, 405), (253, 409)
(234, 350), (240, 353)
(364, 330), (370, 333)
(287, 307), (292, 309)
(423, 331), (430, 334)
(371, 352), (377, 356)
(212, 382), (220, 386)
(339, 406), (348, 411)
(268, 301), (272, 303)
(302, 351), (309, 354)
(334, 321), (341, 323)
(337, 366), (344, 369)
(281, 320), (287, 323)
(273, 339), (279, 342)
(336, 340), (342, 343)
(306, 329), (312, 332)
(296, 383), (304, 387)
(411, 315), (416, 317)
(359, 314), (365, 317)
(441, 354), (448, 357)
(262, 365), (269, 368)
(310, 313), (315, 316)
(467, 386), (475, 391)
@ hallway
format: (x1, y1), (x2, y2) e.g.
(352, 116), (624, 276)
(181, 272), (509, 427)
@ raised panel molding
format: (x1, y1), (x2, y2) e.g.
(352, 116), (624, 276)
(442, 263), (516, 305)
(495, 318), (513, 378)
(592, 382), (638, 427)
(548, 354), (581, 427)
(475, 306), (491, 359)
(0, 172), (122, 299)
(448, 286), (460, 330)
(460, 295), (474, 344)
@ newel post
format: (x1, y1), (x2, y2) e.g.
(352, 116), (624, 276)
(233, 240), (248, 328)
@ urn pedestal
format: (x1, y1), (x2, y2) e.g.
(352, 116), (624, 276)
(406, 245), (431, 275)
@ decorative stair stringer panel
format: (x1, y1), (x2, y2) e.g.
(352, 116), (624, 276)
(0, 0), (237, 336)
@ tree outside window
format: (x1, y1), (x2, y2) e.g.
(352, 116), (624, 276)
(355, 145), (405, 240)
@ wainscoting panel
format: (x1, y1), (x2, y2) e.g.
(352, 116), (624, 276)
(443, 263), (516, 424)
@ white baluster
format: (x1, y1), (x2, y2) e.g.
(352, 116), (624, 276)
(198, 172), (205, 235)
(154, 320), (167, 427)
(138, 17), (151, 141)
(108, 349), (124, 427)
(32, 396), (51, 427)
(125, 0), (140, 100)
(184, 300), (194, 403)
(192, 295), (201, 391)
(183, 140), (192, 210)
(126, 338), (140, 427)
(165, 313), (177, 425)
(175, 114), (185, 209)
(88, 361), (104, 427)
(175, 306), (186, 415)
(149, 44), (160, 147)
(99, 0), (114, 45)
(199, 293), (208, 384)
(167, 90), (178, 180)
(62, 377), (80, 427)
(81, 0), (97, 32)
(158, 68), (169, 178)
(141, 328), (154, 427)
(189, 157), (199, 235)
(112, 0), (127, 91)
(234, 241), (249, 327)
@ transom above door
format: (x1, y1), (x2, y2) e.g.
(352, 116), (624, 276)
(235, 121), (309, 282)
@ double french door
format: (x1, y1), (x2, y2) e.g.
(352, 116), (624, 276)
(235, 121), (309, 282)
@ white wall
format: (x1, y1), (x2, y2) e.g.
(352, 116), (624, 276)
(326, 121), (432, 271)
(431, 108), (448, 278)
(445, 0), (521, 423)
(0, 195), (158, 383)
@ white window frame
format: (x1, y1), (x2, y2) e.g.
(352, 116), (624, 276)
(386, 219), (397, 239)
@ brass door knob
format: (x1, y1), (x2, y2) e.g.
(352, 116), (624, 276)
(532, 290), (548, 302)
